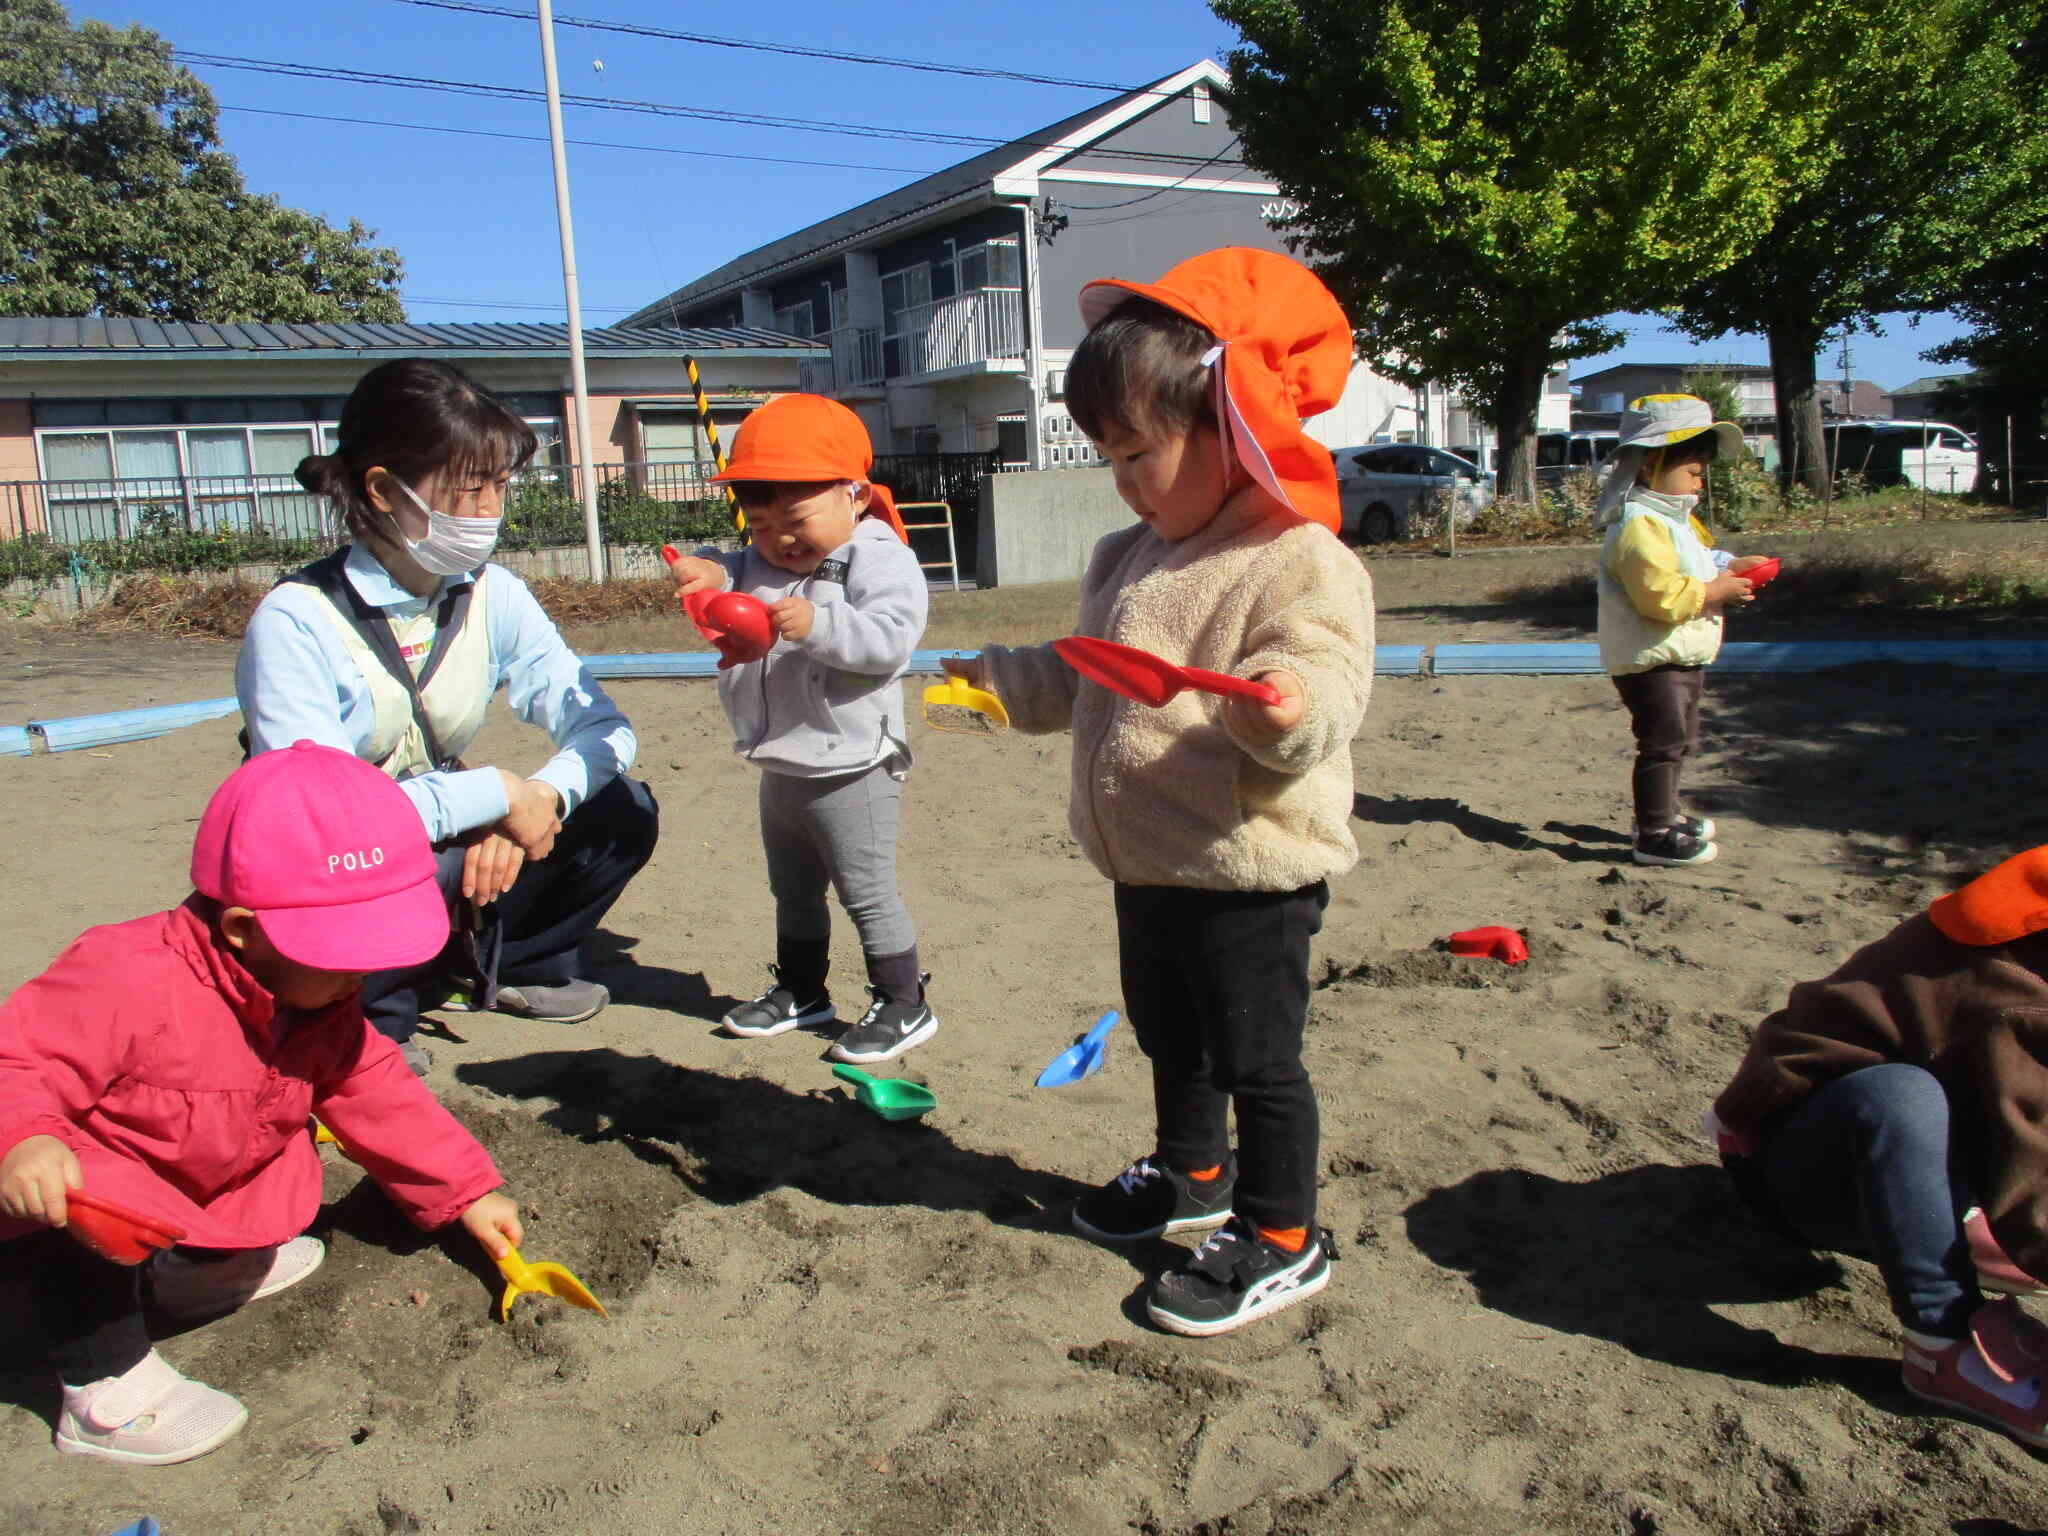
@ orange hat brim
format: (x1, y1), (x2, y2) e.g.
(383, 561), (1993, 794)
(1928, 847), (2048, 946)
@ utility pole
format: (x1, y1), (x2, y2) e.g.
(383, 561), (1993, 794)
(536, 0), (605, 583)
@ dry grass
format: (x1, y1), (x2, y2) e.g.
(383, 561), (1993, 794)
(74, 573), (269, 640)
(67, 567), (1091, 654)
(1488, 534), (2048, 624)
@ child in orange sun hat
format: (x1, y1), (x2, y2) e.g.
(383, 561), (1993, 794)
(665, 395), (938, 1067)
(943, 248), (1375, 1336)
(1709, 844), (2048, 1451)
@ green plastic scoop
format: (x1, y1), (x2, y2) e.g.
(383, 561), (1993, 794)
(831, 1063), (937, 1121)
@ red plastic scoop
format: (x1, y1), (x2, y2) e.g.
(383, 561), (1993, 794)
(1738, 557), (1781, 589)
(64, 1189), (187, 1266)
(1054, 635), (1281, 709)
(662, 546), (774, 668)
(1446, 926), (1529, 965)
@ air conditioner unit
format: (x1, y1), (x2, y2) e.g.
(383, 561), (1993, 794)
(1045, 369), (1066, 399)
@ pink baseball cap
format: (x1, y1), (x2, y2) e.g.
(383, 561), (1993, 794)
(190, 739), (449, 972)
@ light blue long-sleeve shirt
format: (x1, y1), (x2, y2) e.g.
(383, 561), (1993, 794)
(236, 543), (637, 844)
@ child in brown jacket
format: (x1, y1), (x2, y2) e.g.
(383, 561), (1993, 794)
(943, 248), (1374, 1336)
(1710, 844), (2048, 1448)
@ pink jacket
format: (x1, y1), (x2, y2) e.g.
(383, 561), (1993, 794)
(0, 898), (501, 1251)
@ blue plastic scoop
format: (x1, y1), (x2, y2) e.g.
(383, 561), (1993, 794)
(1036, 1010), (1120, 1087)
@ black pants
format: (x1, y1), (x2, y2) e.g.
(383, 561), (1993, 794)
(1113, 880), (1327, 1232)
(364, 774), (660, 1042)
(13, 1228), (149, 1386)
(1611, 664), (1704, 832)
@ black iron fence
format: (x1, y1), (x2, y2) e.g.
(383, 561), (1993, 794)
(0, 451), (1002, 584)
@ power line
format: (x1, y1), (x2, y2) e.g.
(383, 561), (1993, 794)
(0, 35), (1247, 169)
(406, 294), (636, 312)
(218, 103), (933, 175)
(396, 0), (1147, 95)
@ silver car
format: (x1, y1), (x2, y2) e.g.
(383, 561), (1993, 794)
(1335, 445), (1494, 543)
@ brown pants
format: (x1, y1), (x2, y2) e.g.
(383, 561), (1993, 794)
(1612, 665), (1704, 832)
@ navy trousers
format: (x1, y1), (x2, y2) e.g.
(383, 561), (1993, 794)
(1754, 1063), (1980, 1337)
(363, 774), (659, 1042)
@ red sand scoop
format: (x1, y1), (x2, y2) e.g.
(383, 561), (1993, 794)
(1446, 926), (1529, 965)
(1053, 635), (1281, 709)
(64, 1189), (188, 1266)
(662, 546), (775, 668)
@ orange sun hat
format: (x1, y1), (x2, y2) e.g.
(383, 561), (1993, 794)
(710, 393), (907, 542)
(1928, 846), (2048, 947)
(1078, 247), (1353, 534)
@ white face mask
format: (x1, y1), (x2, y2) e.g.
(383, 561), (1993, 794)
(394, 478), (501, 576)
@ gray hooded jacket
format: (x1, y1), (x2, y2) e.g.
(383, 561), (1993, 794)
(700, 516), (927, 778)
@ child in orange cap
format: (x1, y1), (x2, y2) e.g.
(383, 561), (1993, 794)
(1710, 845), (2048, 1450)
(665, 395), (936, 1064)
(943, 248), (1375, 1336)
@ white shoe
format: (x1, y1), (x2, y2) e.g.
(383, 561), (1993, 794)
(56, 1350), (248, 1465)
(151, 1237), (326, 1321)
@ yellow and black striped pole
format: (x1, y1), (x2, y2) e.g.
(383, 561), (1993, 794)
(684, 355), (744, 534)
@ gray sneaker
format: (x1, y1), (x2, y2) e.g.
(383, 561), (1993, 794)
(492, 980), (610, 1024)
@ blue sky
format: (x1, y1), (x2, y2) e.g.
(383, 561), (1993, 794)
(81, 0), (1965, 392)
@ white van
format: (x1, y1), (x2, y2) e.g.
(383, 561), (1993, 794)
(1823, 420), (1979, 494)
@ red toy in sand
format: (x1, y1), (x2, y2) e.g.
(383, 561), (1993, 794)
(1446, 926), (1529, 965)
(64, 1188), (188, 1266)
(662, 546), (776, 668)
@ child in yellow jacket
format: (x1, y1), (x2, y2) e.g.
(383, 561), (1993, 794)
(1595, 394), (1772, 867)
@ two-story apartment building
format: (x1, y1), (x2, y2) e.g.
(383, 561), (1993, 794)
(624, 62), (1451, 471)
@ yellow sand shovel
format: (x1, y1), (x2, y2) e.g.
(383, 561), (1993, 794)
(493, 1245), (609, 1322)
(921, 674), (1008, 734)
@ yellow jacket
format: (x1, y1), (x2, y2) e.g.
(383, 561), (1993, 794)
(1597, 492), (1725, 674)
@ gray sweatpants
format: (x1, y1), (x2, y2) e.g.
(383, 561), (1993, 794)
(758, 761), (915, 958)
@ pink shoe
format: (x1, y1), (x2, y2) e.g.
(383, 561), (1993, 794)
(1901, 1298), (2048, 1449)
(55, 1350), (247, 1465)
(1964, 1207), (2048, 1296)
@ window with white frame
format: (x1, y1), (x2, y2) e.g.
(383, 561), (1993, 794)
(772, 300), (815, 338)
(33, 399), (562, 541)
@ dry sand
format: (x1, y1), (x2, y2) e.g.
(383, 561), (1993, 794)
(6, 542), (2048, 1534)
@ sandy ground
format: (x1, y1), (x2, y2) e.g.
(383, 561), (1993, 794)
(7, 541), (2048, 1534)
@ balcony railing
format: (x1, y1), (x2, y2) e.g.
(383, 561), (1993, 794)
(798, 324), (886, 395)
(885, 288), (1024, 379)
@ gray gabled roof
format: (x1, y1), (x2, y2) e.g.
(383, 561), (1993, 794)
(624, 62), (1228, 327)
(1888, 372), (1975, 398)
(0, 316), (823, 361)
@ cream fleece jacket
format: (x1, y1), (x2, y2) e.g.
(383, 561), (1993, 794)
(980, 486), (1374, 892)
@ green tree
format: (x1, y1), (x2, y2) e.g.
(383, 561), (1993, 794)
(0, 0), (405, 322)
(1672, 0), (2048, 493)
(1211, 0), (1825, 503)
(1924, 235), (2048, 502)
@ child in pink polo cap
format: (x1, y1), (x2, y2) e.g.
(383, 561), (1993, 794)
(0, 740), (523, 1466)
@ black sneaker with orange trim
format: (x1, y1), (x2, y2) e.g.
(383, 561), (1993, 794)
(1146, 1217), (1336, 1337)
(1072, 1152), (1235, 1243)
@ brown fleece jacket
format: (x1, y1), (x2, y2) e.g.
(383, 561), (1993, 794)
(980, 486), (1374, 892)
(1714, 914), (2048, 1280)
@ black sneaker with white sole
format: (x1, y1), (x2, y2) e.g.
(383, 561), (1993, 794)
(1633, 825), (1718, 867)
(722, 972), (836, 1038)
(1676, 814), (1716, 842)
(1146, 1217), (1335, 1337)
(1072, 1152), (1236, 1243)
(827, 985), (938, 1063)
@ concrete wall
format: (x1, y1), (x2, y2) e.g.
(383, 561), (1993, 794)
(979, 467), (1129, 588)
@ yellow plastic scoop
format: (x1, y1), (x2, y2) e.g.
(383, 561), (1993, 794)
(922, 675), (1008, 734)
(493, 1245), (609, 1322)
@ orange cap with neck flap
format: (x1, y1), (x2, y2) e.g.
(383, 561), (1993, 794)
(1928, 846), (2048, 947)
